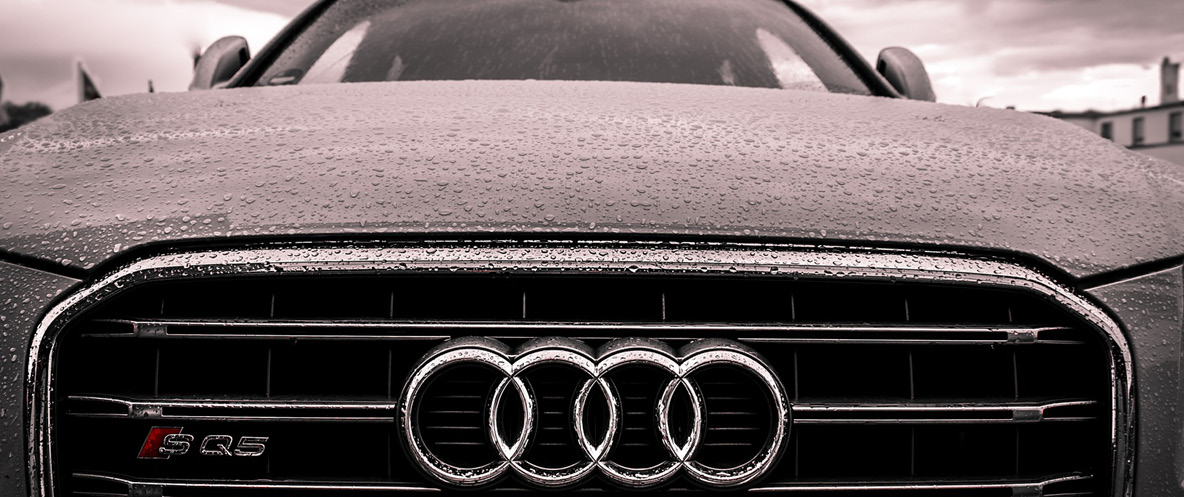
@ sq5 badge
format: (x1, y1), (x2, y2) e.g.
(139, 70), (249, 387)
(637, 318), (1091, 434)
(137, 427), (268, 459)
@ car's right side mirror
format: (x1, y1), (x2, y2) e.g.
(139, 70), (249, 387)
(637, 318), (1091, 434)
(190, 36), (251, 91)
(876, 47), (936, 102)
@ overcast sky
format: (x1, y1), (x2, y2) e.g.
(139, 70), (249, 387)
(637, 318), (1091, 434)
(0, 0), (1181, 112)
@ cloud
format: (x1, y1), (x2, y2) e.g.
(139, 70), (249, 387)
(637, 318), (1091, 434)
(985, 0), (1184, 76)
(798, 0), (1182, 111)
(992, 0), (1184, 38)
(191, 0), (314, 17)
(0, 0), (291, 109)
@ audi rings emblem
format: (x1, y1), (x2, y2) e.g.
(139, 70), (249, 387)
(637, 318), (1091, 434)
(398, 337), (791, 489)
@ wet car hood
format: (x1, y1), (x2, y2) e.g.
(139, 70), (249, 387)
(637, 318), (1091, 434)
(1, 80), (1181, 278)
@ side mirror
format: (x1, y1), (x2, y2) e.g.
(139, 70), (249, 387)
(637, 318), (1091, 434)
(189, 36), (250, 90)
(876, 47), (936, 102)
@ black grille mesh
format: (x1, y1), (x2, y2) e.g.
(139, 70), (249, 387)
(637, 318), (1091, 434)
(54, 274), (1111, 496)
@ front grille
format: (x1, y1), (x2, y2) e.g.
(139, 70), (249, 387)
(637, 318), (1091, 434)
(41, 246), (1122, 497)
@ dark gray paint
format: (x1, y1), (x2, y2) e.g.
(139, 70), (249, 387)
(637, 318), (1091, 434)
(0, 80), (1180, 277)
(1086, 266), (1184, 496)
(0, 261), (79, 497)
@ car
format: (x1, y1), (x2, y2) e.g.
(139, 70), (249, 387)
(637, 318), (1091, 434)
(1, 0), (1181, 496)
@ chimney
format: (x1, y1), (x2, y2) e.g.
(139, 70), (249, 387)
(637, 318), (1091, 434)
(0, 74), (8, 128)
(1164, 56), (1180, 105)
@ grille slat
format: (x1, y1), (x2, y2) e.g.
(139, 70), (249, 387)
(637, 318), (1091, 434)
(66, 396), (1100, 425)
(792, 400), (1100, 424)
(80, 318), (1088, 345)
(70, 472), (1095, 496)
(51, 265), (1116, 497)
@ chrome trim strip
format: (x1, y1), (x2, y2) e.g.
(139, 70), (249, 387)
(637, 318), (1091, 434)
(73, 473), (439, 492)
(27, 244), (1134, 497)
(65, 396), (398, 422)
(67, 395), (1097, 425)
(793, 400), (1098, 424)
(749, 473), (1090, 494)
(73, 472), (1088, 495)
(82, 319), (1084, 345)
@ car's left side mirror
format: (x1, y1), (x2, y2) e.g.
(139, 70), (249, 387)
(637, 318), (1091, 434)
(876, 47), (936, 102)
(190, 36), (250, 91)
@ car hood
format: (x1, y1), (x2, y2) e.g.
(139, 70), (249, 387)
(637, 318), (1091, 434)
(1, 80), (1181, 278)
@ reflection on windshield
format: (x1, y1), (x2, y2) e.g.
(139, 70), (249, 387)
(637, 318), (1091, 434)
(756, 29), (826, 91)
(303, 20), (370, 84)
(257, 0), (870, 95)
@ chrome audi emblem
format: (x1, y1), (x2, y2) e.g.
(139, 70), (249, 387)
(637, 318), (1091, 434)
(398, 336), (790, 489)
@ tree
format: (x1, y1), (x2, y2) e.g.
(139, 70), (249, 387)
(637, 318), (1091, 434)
(0, 101), (53, 133)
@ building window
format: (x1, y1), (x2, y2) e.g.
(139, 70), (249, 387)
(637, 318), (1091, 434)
(1100, 121), (1113, 140)
(1132, 117), (1144, 146)
(1171, 112), (1182, 142)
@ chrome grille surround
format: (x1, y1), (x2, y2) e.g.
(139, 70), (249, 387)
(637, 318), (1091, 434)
(25, 242), (1134, 497)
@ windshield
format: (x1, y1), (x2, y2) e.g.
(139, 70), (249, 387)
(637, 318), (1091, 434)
(252, 0), (872, 95)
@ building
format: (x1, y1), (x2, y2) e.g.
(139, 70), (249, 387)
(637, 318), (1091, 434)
(1040, 57), (1184, 166)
